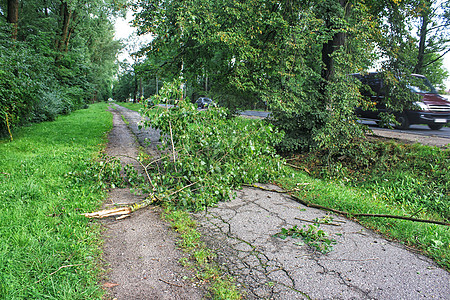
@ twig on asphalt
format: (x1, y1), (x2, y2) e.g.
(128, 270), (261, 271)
(159, 278), (183, 287)
(294, 217), (342, 226)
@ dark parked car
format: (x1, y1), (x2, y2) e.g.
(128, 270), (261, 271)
(353, 72), (450, 130)
(195, 97), (214, 109)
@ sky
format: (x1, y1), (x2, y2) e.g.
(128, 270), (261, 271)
(114, 14), (450, 91)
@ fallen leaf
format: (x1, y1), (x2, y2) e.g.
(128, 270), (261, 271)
(103, 282), (119, 288)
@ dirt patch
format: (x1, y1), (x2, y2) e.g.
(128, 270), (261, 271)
(100, 106), (206, 299)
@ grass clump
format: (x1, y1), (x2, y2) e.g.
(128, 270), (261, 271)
(0, 103), (112, 299)
(164, 208), (242, 300)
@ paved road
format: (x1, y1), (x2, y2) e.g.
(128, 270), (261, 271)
(360, 120), (450, 139)
(240, 110), (450, 139)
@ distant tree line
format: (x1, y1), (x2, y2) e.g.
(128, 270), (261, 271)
(0, 0), (125, 140)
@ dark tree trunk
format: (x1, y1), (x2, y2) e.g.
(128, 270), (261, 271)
(44, 0), (49, 17)
(7, 0), (19, 40)
(321, 31), (346, 82)
(133, 74), (138, 103)
(56, 2), (73, 52)
(321, 0), (348, 83)
(414, 11), (429, 74)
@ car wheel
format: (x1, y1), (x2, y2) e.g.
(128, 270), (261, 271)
(428, 124), (444, 130)
(395, 114), (410, 130)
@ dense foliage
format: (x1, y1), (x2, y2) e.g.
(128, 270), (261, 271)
(141, 80), (285, 210)
(0, 0), (124, 138)
(128, 0), (449, 151)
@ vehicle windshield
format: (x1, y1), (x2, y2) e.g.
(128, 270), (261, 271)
(408, 75), (437, 94)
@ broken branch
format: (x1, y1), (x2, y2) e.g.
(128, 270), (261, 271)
(248, 184), (449, 226)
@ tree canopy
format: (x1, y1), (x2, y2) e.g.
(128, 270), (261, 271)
(0, 0), (125, 139)
(127, 0), (449, 151)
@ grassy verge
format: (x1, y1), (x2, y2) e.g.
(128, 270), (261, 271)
(282, 140), (449, 269)
(163, 208), (242, 300)
(0, 103), (112, 299)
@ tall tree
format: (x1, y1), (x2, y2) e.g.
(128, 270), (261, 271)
(7, 0), (18, 39)
(133, 0), (375, 151)
(0, 0), (126, 137)
(413, 0), (449, 87)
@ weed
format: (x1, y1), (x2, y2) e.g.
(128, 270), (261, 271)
(164, 208), (242, 299)
(275, 224), (336, 254)
(121, 114), (130, 125)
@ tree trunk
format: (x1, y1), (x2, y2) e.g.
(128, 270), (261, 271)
(57, 2), (73, 52)
(414, 8), (430, 74)
(7, 0), (19, 40)
(321, 0), (348, 83)
(133, 73), (138, 103)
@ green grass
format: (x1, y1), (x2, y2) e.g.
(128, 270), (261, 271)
(0, 103), (112, 299)
(114, 101), (144, 112)
(164, 208), (242, 300)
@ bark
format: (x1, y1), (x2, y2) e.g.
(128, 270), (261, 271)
(56, 2), (73, 52)
(321, 0), (348, 84)
(414, 7), (430, 74)
(7, 0), (19, 40)
(133, 73), (138, 103)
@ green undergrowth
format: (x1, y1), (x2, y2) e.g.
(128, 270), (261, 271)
(290, 140), (449, 221)
(163, 208), (242, 299)
(281, 140), (450, 269)
(0, 103), (112, 299)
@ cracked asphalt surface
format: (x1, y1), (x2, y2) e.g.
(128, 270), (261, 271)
(114, 104), (450, 300)
(193, 186), (449, 299)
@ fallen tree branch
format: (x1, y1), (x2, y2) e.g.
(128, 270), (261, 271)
(168, 120), (177, 172)
(117, 154), (158, 192)
(243, 183), (310, 193)
(159, 278), (183, 287)
(286, 163), (311, 174)
(248, 184), (449, 226)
